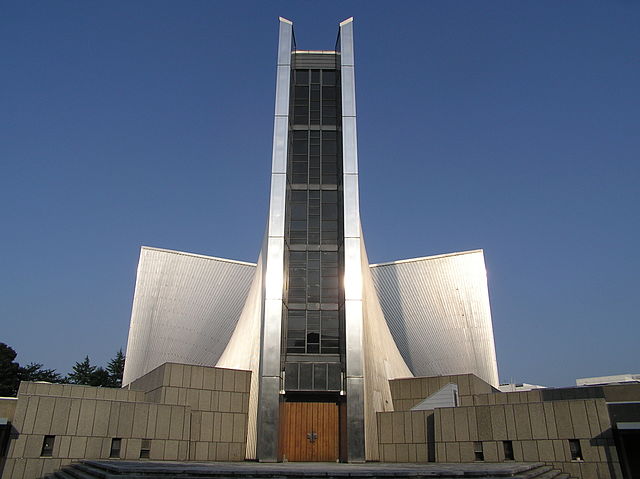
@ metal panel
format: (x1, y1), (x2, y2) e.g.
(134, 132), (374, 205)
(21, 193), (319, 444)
(265, 190), (286, 262)
(271, 117), (289, 174)
(370, 250), (500, 387)
(256, 376), (281, 462)
(340, 66), (356, 118)
(274, 65), (291, 117)
(122, 247), (255, 386)
(277, 18), (293, 64)
(339, 18), (355, 66)
(256, 16), (293, 463)
(292, 52), (337, 69)
(343, 175), (361, 238)
(343, 237), (363, 301)
(344, 299), (363, 378)
(342, 117), (358, 174)
(345, 376), (365, 463)
(261, 299), (284, 377)
(339, 17), (365, 463)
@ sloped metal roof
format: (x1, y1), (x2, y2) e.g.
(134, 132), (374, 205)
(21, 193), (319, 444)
(122, 246), (256, 386)
(370, 250), (499, 387)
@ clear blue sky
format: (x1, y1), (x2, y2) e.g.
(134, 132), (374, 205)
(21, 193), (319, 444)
(1, 2), (638, 387)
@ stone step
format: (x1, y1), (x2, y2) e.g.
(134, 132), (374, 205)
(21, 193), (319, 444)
(59, 465), (104, 479)
(71, 462), (112, 479)
(52, 471), (77, 479)
(523, 468), (563, 479)
(47, 461), (561, 479)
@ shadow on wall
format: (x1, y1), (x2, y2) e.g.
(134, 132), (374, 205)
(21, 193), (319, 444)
(372, 264), (415, 374)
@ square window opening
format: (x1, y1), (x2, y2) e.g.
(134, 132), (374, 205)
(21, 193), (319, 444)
(140, 439), (151, 459)
(503, 440), (514, 461)
(110, 438), (122, 458)
(473, 441), (484, 461)
(41, 435), (55, 457)
(569, 439), (583, 461)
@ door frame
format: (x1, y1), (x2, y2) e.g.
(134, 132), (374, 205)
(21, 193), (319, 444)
(279, 393), (343, 462)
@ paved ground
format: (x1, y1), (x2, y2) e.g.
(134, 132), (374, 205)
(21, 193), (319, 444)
(84, 460), (546, 477)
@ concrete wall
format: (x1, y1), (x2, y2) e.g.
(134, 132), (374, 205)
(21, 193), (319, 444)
(1, 363), (250, 479)
(379, 375), (626, 479)
(376, 410), (431, 463)
(389, 374), (497, 412)
(0, 398), (17, 422)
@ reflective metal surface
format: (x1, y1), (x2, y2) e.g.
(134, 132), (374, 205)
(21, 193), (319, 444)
(370, 250), (500, 387)
(343, 176), (361, 239)
(122, 247), (255, 386)
(271, 117), (289, 174)
(342, 117), (358, 175)
(339, 17), (366, 463)
(256, 17), (293, 463)
(344, 299), (363, 377)
(345, 376), (365, 463)
(256, 375), (281, 462)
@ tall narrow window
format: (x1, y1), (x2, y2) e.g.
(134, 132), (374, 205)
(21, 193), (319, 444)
(473, 441), (484, 461)
(503, 440), (514, 460)
(41, 435), (55, 457)
(569, 439), (583, 460)
(140, 439), (151, 459)
(110, 438), (122, 458)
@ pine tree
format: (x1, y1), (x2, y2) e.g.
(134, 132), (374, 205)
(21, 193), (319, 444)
(67, 356), (96, 385)
(106, 349), (125, 388)
(18, 363), (65, 384)
(89, 367), (111, 387)
(0, 343), (20, 396)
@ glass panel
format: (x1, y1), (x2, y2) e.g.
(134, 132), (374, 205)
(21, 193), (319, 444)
(295, 70), (309, 85)
(313, 363), (327, 390)
(322, 70), (336, 85)
(285, 363), (299, 390)
(328, 363), (341, 390)
(299, 363), (313, 389)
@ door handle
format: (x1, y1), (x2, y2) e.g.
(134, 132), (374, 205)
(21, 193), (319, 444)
(306, 431), (318, 443)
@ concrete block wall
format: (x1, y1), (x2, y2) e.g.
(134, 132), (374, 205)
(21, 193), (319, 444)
(434, 398), (622, 478)
(1, 364), (251, 479)
(2, 394), (191, 478)
(389, 374), (497, 412)
(156, 364), (250, 461)
(376, 410), (433, 462)
(377, 395), (623, 479)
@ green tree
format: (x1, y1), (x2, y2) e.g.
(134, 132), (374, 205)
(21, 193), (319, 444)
(0, 343), (20, 396)
(88, 367), (111, 387)
(18, 363), (66, 384)
(106, 349), (125, 388)
(67, 356), (96, 385)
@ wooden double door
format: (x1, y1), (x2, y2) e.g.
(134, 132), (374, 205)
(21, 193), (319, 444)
(280, 401), (339, 462)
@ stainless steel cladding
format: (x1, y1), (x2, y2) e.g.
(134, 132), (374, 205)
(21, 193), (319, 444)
(370, 250), (500, 387)
(339, 17), (366, 463)
(122, 247), (255, 386)
(256, 16), (293, 462)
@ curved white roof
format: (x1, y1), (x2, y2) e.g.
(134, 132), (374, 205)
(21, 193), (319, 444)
(370, 250), (499, 387)
(122, 246), (256, 386)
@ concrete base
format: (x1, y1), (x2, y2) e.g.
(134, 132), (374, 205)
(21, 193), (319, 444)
(47, 460), (572, 479)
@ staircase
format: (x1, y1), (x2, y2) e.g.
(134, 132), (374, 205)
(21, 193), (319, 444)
(44, 461), (576, 479)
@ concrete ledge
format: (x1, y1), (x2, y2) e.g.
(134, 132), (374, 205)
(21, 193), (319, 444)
(81, 460), (547, 477)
